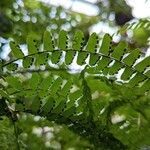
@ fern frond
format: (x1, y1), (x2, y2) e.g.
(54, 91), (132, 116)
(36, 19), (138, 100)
(1, 30), (150, 94)
(1, 30), (150, 141)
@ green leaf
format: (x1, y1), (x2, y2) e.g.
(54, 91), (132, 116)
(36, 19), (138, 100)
(96, 57), (111, 71)
(6, 63), (18, 71)
(23, 56), (34, 68)
(38, 76), (53, 97)
(72, 30), (84, 51)
(40, 76), (53, 91)
(123, 48), (141, 66)
(51, 98), (66, 114)
(99, 34), (112, 55)
(35, 53), (49, 66)
(121, 67), (135, 80)
(28, 73), (40, 90)
(77, 51), (89, 65)
(43, 30), (54, 51)
(134, 56), (150, 73)
(81, 79), (93, 119)
(51, 50), (62, 64)
(128, 73), (146, 87)
(65, 51), (76, 65)
(68, 90), (83, 117)
(69, 90), (82, 103)
(89, 53), (100, 66)
(59, 80), (72, 97)
(58, 30), (68, 50)
(108, 62), (123, 75)
(40, 97), (55, 115)
(50, 77), (62, 95)
(86, 33), (98, 52)
(111, 41), (127, 60)
(10, 41), (24, 58)
(62, 91), (79, 117)
(27, 36), (38, 54)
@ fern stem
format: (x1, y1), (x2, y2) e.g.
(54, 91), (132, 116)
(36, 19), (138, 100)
(2, 49), (149, 79)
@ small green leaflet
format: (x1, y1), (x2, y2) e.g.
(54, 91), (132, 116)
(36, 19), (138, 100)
(108, 62), (123, 75)
(50, 77), (62, 95)
(68, 81), (90, 122)
(86, 67), (96, 74)
(82, 79), (93, 120)
(134, 56), (150, 73)
(65, 51), (76, 65)
(89, 53), (100, 66)
(28, 73), (40, 90)
(10, 41), (24, 58)
(51, 98), (66, 114)
(58, 30), (68, 50)
(99, 34), (112, 55)
(111, 41), (127, 60)
(38, 76), (53, 97)
(128, 73), (146, 87)
(86, 33), (98, 53)
(40, 97), (55, 115)
(43, 30), (54, 51)
(6, 63), (18, 71)
(77, 51), (89, 65)
(69, 90), (82, 102)
(121, 67), (135, 81)
(59, 80), (72, 97)
(51, 50), (62, 64)
(72, 30), (84, 51)
(96, 57), (111, 71)
(35, 53), (49, 66)
(39, 76), (53, 91)
(23, 57), (34, 68)
(123, 48), (141, 66)
(65, 90), (82, 117)
(26, 35), (38, 54)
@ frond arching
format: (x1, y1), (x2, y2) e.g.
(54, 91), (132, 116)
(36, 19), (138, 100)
(2, 29), (150, 93)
